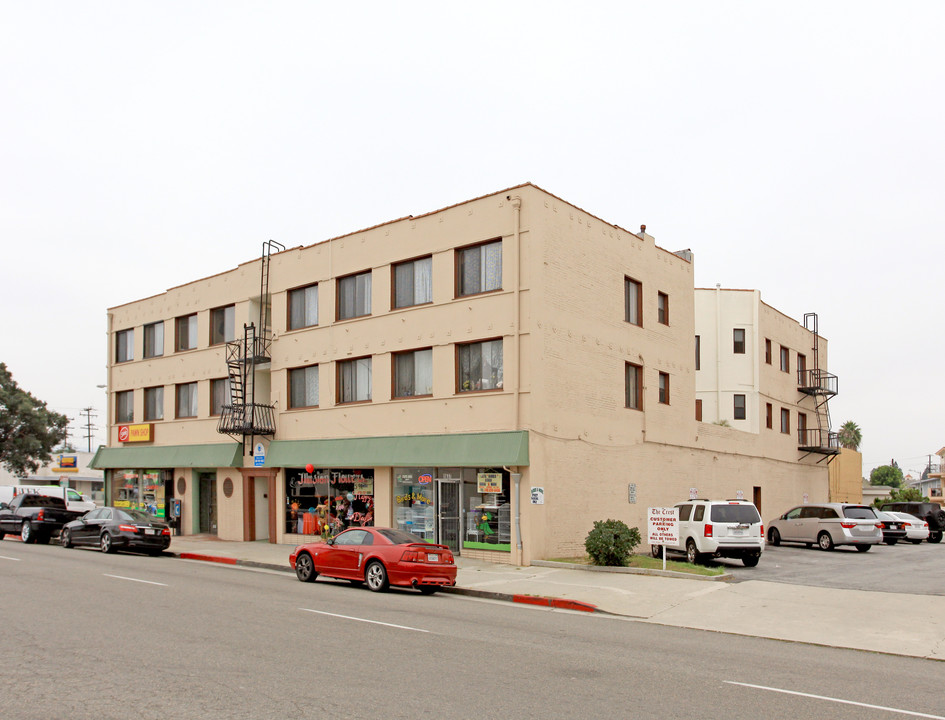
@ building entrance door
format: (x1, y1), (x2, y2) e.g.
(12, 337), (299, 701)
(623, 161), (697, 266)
(198, 472), (217, 535)
(436, 479), (461, 553)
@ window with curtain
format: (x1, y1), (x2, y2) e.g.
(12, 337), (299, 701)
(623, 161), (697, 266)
(457, 240), (502, 296)
(211, 378), (231, 415)
(288, 365), (319, 408)
(625, 362), (642, 410)
(176, 382), (197, 418)
(338, 357), (372, 403)
(176, 314), (197, 351)
(115, 329), (133, 363)
(288, 284), (318, 330)
(144, 386), (164, 421)
(625, 278), (642, 326)
(143, 322), (164, 358)
(211, 305), (235, 345)
(657, 292), (669, 325)
(457, 340), (503, 392)
(658, 372), (670, 404)
(116, 390), (134, 423)
(393, 257), (433, 308)
(337, 271), (372, 320)
(393, 348), (433, 397)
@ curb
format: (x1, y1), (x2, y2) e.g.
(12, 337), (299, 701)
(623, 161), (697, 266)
(173, 551), (602, 612)
(531, 559), (733, 582)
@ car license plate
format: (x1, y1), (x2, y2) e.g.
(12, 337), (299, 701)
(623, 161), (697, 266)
(145, 528), (157, 535)
(427, 553), (439, 562)
(731, 529), (745, 536)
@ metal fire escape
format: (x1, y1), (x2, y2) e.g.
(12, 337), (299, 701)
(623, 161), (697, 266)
(217, 240), (285, 453)
(797, 312), (840, 462)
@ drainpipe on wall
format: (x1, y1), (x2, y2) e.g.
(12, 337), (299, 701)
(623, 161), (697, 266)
(715, 284), (722, 421)
(509, 196), (524, 564)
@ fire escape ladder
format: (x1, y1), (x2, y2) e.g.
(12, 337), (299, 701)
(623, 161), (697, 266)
(216, 240), (284, 448)
(797, 313), (840, 461)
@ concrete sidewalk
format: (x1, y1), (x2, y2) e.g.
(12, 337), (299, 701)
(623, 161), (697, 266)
(167, 536), (945, 662)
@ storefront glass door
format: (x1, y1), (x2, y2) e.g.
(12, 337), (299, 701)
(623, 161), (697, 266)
(436, 479), (461, 553)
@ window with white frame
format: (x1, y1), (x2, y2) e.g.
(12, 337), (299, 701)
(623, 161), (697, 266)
(393, 256), (433, 309)
(288, 283), (318, 330)
(457, 339), (503, 392)
(288, 365), (319, 408)
(393, 348), (433, 398)
(116, 329), (133, 363)
(457, 240), (502, 296)
(144, 321), (164, 358)
(338, 357), (371, 403)
(176, 382), (197, 418)
(337, 271), (372, 320)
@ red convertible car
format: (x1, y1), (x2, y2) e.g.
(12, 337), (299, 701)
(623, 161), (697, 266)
(289, 526), (457, 594)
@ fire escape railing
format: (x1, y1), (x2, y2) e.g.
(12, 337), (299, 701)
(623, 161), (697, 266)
(797, 313), (839, 459)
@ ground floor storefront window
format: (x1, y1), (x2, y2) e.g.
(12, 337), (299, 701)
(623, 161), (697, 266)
(110, 468), (171, 518)
(285, 468), (374, 537)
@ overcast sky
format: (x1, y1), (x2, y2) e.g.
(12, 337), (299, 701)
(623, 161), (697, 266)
(2, 2), (942, 477)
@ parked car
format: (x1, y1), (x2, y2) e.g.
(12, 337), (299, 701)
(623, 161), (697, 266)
(874, 511), (907, 545)
(60, 506), (171, 555)
(878, 502), (945, 543)
(882, 511), (930, 544)
(649, 499), (765, 567)
(767, 503), (882, 551)
(0, 494), (84, 544)
(289, 526), (457, 593)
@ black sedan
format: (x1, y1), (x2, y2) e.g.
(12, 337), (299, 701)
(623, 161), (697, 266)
(875, 511), (908, 545)
(60, 506), (171, 555)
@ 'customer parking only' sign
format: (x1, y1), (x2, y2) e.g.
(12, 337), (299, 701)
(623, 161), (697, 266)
(647, 506), (679, 545)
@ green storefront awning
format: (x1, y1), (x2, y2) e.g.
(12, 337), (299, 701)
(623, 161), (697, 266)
(265, 431), (529, 468)
(89, 443), (243, 470)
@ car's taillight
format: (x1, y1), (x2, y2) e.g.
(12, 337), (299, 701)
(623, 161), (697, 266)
(840, 522), (857, 529)
(924, 522), (929, 528)
(118, 524), (137, 532)
(37, 509), (45, 521)
(760, 524), (764, 537)
(161, 528), (171, 536)
(401, 550), (420, 562)
(878, 522), (886, 529)
(704, 524), (713, 537)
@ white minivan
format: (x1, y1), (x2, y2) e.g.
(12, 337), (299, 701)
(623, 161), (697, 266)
(6, 485), (96, 513)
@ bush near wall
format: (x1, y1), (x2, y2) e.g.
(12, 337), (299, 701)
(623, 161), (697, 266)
(584, 519), (641, 567)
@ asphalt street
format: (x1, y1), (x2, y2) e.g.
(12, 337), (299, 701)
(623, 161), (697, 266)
(1, 541), (943, 720)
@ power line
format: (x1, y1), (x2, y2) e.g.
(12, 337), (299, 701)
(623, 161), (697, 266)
(80, 407), (97, 453)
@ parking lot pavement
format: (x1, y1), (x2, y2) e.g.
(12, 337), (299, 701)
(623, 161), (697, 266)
(716, 542), (945, 595)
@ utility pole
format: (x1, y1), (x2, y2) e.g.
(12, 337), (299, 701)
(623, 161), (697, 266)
(81, 407), (97, 453)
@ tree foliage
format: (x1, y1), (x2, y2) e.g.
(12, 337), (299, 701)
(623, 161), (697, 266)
(872, 486), (929, 506)
(870, 463), (904, 489)
(0, 363), (69, 476)
(837, 420), (862, 450)
(584, 519), (641, 567)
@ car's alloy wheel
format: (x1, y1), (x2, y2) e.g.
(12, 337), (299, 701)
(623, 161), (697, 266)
(818, 532), (834, 551)
(768, 528), (781, 546)
(60, 528), (73, 548)
(650, 544), (661, 559)
(685, 539), (699, 564)
(20, 521), (32, 544)
(100, 533), (114, 554)
(295, 553), (318, 583)
(365, 561), (389, 592)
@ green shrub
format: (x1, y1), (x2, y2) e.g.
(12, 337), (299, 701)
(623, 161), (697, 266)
(584, 519), (641, 567)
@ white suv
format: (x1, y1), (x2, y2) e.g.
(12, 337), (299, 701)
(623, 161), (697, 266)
(650, 499), (765, 567)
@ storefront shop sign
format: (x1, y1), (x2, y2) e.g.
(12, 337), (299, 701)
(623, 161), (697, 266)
(478, 472), (502, 493)
(118, 423), (154, 443)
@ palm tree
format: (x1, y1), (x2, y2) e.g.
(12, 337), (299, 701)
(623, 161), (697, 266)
(837, 420), (862, 450)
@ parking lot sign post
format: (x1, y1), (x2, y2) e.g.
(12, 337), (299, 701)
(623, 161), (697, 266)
(648, 507), (679, 571)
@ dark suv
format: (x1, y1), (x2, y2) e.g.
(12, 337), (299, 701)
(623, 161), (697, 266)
(878, 502), (945, 543)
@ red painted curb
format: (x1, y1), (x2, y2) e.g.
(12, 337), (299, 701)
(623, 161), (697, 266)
(179, 552), (237, 565)
(512, 594), (598, 613)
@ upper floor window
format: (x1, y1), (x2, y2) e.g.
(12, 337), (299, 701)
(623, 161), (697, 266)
(144, 386), (164, 421)
(211, 378), (230, 416)
(337, 271), (372, 321)
(393, 257), (433, 309)
(626, 362), (642, 410)
(457, 240), (502, 296)
(734, 394), (746, 420)
(733, 329), (746, 354)
(797, 353), (807, 380)
(695, 398), (703, 421)
(115, 329), (133, 363)
(457, 339), (503, 392)
(695, 335), (701, 371)
(658, 372), (670, 405)
(176, 314), (197, 351)
(780, 408), (790, 434)
(657, 292), (669, 325)
(625, 277), (642, 326)
(393, 348), (433, 398)
(143, 321), (164, 358)
(210, 305), (235, 345)
(780, 345), (790, 373)
(176, 382), (197, 418)
(288, 365), (319, 409)
(288, 283), (318, 330)
(116, 390), (134, 423)
(765, 338), (772, 364)
(338, 357), (372, 403)
(766, 402), (773, 429)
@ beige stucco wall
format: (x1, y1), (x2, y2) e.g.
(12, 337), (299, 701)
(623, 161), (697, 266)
(828, 448), (864, 503)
